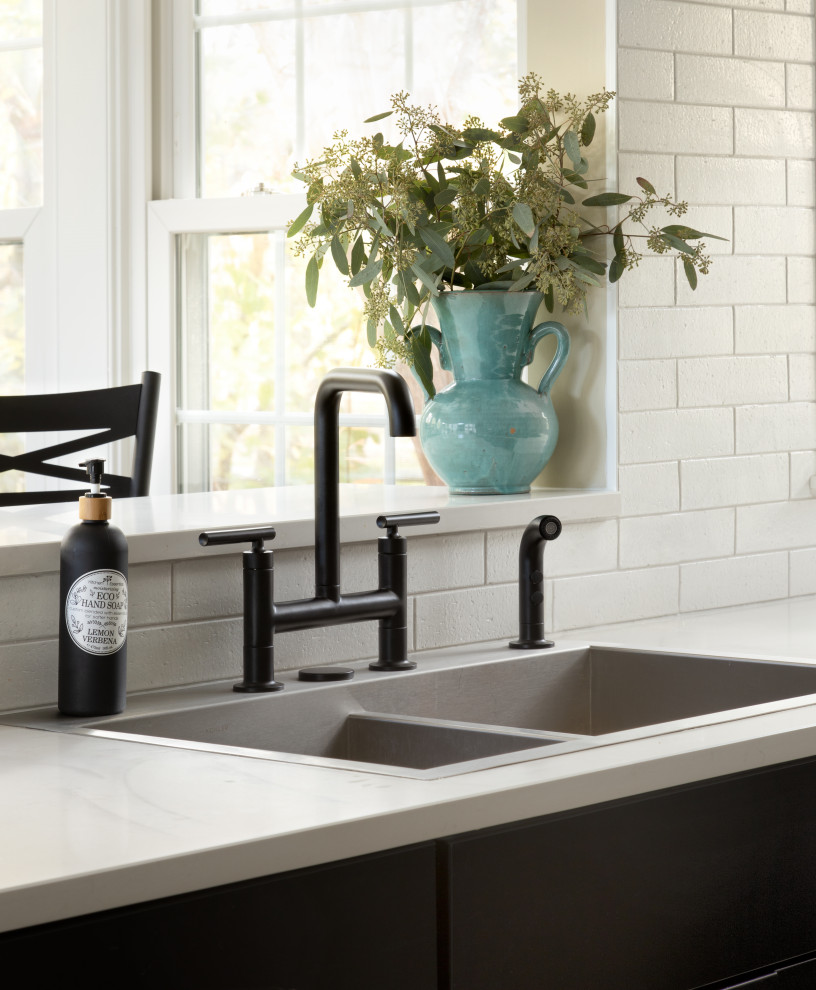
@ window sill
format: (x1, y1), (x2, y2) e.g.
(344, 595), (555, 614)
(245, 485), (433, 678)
(0, 485), (621, 577)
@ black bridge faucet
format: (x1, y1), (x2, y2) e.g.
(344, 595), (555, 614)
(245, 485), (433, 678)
(200, 368), (440, 692)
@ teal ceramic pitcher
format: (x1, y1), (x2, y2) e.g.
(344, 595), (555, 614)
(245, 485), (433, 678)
(418, 291), (570, 495)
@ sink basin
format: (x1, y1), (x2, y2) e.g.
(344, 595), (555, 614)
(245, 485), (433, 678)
(5, 645), (816, 778)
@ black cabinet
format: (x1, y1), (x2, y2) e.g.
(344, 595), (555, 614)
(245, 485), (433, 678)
(0, 842), (438, 990)
(439, 756), (816, 990)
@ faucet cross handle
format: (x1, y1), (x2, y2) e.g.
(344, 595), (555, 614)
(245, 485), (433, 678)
(199, 526), (277, 551)
(376, 511), (441, 538)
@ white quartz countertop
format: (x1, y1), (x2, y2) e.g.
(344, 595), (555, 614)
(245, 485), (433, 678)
(0, 484), (619, 576)
(3, 595), (816, 934)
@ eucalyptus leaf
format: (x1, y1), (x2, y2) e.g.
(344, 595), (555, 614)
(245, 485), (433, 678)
(462, 126), (501, 143)
(581, 112), (596, 147)
(512, 202), (535, 237)
(409, 326), (435, 399)
(582, 192), (633, 207)
(613, 223), (625, 257)
(571, 252), (607, 276)
(350, 235), (365, 276)
(389, 305), (403, 335)
(419, 226), (455, 269)
(609, 254), (625, 284)
(500, 115), (529, 133)
(330, 235), (349, 275)
(660, 232), (695, 256)
(364, 110), (393, 123)
(472, 177), (491, 196)
(662, 224), (728, 242)
(563, 130), (581, 166)
(508, 271), (537, 292)
(636, 176), (656, 195)
(435, 188), (458, 207)
(287, 203), (313, 238)
(683, 257), (698, 290)
(544, 285), (554, 313)
(411, 261), (440, 295)
(367, 319), (378, 347)
(305, 255), (319, 306)
(349, 255), (383, 287)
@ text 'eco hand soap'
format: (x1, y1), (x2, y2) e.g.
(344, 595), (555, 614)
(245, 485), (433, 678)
(58, 458), (128, 716)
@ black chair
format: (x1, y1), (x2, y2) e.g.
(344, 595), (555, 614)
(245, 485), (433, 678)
(0, 371), (161, 506)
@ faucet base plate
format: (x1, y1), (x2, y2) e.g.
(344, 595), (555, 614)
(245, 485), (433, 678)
(233, 680), (285, 693)
(369, 659), (417, 672)
(509, 639), (555, 650)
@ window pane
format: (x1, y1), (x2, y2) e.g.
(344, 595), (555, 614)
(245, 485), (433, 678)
(0, 48), (43, 208)
(200, 21), (296, 197)
(198, 0), (517, 198)
(179, 231), (277, 415)
(0, 242), (24, 392)
(0, 0), (41, 39)
(178, 421), (276, 491)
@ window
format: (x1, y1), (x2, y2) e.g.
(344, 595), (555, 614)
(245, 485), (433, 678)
(0, 0), (41, 494)
(150, 0), (520, 493)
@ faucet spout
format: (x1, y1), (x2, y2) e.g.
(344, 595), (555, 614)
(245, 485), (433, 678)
(314, 368), (416, 601)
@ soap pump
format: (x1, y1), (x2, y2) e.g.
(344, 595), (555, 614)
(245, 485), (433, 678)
(58, 458), (128, 716)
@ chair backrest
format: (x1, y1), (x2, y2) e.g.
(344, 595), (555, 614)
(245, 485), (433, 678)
(0, 371), (161, 507)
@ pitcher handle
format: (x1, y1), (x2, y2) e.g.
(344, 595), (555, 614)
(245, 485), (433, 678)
(525, 321), (570, 395)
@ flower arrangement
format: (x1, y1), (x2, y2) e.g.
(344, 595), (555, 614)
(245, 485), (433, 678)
(289, 72), (722, 396)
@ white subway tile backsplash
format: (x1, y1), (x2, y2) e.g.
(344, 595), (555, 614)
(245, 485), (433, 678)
(680, 552), (788, 611)
(734, 9), (815, 62)
(736, 402), (816, 452)
(0, 640), (57, 710)
(620, 408), (734, 464)
(681, 453), (789, 509)
(414, 584), (518, 650)
(787, 63), (816, 109)
(787, 160), (816, 206)
(172, 555), (243, 622)
(678, 355), (788, 406)
(619, 1), (732, 54)
(407, 533), (485, 593)
(734, 305), (816, 354)
(0, 572), (57, 643)
(619, 307), (734, 358)
(676, 256), (787, 306)
(618, 153), (675, 199)
(129, 563), (172, 628)
(735, 305), (816, 352)
(618, 49), (674, 101)
(676, 54), (785, 107)
(789, 354), (816, 400)
(734, 206), (815, 255)
(553, 566), (679, 631)
(790, 450), (816, 498)
(786, 0), (814, 13)
(619, 359), (677, 411)
(788, 256), (816, 303)
(619, 462), (681, 516)
(677, 156), (786, 204)
(619, 102), (733, 155)
(620, 508), (734, 568)
(737, 498), (816, 552)
(790, 548), (816, 595)
(618, 256), (676, 308)
(734, 108), (815, 158)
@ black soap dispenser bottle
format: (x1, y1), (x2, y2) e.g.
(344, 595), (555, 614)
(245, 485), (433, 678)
(58, 459), (128, 716)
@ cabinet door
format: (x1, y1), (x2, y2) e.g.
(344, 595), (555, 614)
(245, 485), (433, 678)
(440, 757), (816, 990)
(0, 842), (438, 990)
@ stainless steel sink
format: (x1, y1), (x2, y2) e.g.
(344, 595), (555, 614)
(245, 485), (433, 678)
(5, 644), (816, 778)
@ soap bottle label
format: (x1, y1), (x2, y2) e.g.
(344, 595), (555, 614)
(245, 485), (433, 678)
(64, 569), (128, 655)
